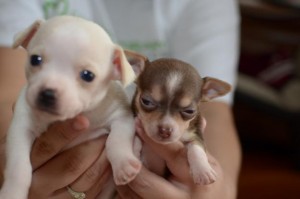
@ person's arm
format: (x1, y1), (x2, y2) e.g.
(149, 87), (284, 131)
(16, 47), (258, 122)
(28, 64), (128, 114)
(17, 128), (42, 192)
(199, 101), (241, 198)
(0, 47), (27, 134)
(0, 48), (27, 184)
(0, 0), (44, 138)
(28, 115), (111, 198)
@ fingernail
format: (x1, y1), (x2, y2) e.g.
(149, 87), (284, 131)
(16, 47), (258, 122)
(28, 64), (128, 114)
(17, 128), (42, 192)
(72, 116), (88, 131)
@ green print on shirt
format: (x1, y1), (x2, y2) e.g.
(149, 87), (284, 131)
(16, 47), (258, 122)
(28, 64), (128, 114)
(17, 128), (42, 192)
(41, 0), (165, 55)
(43, 0), (71, 19)
(120, 41), (164, 52)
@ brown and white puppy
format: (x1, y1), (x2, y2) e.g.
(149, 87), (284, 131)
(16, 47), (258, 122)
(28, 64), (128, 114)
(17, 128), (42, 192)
(0, 16), (140, 199)
(129, 56), (231, 185)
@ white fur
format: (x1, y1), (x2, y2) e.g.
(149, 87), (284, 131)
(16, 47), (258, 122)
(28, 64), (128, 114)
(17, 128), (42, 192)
(0, 16), (140, 199)
(166, 72), (182, 96)
(186, 143), (217, 185)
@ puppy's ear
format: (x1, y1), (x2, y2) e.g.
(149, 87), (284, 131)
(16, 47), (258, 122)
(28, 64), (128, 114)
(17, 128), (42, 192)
(124, 49), (147, 76)
(112, 46), (136, 87)
(13, 20), (43, 49)
(201, 77), (231, 102)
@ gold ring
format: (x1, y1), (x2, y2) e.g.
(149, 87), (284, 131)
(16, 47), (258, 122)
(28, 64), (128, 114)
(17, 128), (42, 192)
(67, 186), (86, 199)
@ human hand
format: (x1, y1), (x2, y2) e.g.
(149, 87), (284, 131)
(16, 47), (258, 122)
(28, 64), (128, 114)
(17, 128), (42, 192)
(28, 115), (111, 199)
(116, 118), (224, 199)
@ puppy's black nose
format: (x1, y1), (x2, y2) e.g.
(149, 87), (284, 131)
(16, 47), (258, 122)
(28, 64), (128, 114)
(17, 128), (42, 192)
(37, 89), (57, 109)
(158, 126), (172, 139)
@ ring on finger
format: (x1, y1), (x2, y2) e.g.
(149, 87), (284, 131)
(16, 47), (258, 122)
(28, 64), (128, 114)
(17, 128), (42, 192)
(67, 186), (86, 199)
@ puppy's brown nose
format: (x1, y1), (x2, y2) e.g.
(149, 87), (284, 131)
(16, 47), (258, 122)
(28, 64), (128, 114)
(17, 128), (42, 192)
(158, 126), (172, 139)
(37, 89), (57, 109)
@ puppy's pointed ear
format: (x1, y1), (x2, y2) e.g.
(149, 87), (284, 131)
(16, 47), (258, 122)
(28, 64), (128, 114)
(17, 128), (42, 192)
(112, 46), (136, 87)
(201, 77), (231, 102)
(13, 20), (43, 49)
(124, 49), (147, 76)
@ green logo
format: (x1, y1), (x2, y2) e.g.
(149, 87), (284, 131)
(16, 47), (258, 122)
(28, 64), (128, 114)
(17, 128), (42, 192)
(43, 0), (71, 19)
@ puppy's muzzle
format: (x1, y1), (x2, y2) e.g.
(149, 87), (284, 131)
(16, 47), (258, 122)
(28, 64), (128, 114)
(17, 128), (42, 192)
(158, 125), (172, 139)
(36, 88), (57, 113)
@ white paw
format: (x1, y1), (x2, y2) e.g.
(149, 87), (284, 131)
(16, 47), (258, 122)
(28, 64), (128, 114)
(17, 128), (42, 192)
(112, 156), (142, 185)
(191, 163), (217, 185)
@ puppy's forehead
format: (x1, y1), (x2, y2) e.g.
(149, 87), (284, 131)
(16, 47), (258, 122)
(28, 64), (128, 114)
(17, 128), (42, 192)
(33, 16), (112, 43)
(179, 96), (193, 107)
(166, 72), (183, 96)
(32, 19), (112, 51)
(139, 59), (202, 101)
(28, 16), (114, 77)
(151, 84), (163, 102)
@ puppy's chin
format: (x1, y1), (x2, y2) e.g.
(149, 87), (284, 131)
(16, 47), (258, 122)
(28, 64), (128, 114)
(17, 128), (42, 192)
(30, 106), (79, 121)
(27, 98), (82, 122)
(147, 131), (181, 145)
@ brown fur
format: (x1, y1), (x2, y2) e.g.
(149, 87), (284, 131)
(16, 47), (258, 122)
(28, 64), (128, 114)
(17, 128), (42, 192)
(132, 58), (207, 144)
(131, 57), (231, 185)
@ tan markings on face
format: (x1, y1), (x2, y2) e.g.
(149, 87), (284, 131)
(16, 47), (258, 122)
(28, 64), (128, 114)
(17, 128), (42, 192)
(166, 72), (182, 97)
(179, 96), (193, 108)
(172, 113), (191, 136)
(180, 128), (204, 147)
(134, 89), (142, 112)
(151, 84), (163, 102)
(138, 100), (192, 143)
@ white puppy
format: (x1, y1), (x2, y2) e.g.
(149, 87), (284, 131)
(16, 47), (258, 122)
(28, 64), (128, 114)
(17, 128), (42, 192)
(0, 16), (141, 199)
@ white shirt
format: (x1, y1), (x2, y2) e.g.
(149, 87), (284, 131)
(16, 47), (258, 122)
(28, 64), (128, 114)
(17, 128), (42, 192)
(0, 0), (240, 104)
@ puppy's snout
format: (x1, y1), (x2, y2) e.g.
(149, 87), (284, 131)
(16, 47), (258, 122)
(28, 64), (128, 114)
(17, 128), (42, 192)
(37, 88), (57, 109)
(158, 125), (173, 139)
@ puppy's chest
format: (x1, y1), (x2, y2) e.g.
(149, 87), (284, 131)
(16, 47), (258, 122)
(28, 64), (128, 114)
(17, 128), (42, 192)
(84, 82), (131, 130)
(180, 128), (204, 147)
(84, 105), (119, 130)
(66, 89), (131, 149)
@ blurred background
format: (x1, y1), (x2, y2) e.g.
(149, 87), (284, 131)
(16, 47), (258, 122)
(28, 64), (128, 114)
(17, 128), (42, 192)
(236, 0), (300, 198)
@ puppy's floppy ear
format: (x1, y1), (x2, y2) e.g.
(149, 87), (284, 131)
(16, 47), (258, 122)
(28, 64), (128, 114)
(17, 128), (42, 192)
(13, 20), (43, 49)
(124, 49), (147, 76)
(112, 46), (136, 87)
(201, 77), (231, 102)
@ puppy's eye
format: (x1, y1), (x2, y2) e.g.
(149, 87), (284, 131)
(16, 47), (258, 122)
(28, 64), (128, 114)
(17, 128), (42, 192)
(30, 55), (42, 66)
(181, 108), (196, 119)
(140, 96), (156, 111)
(80, 70), (95, 82)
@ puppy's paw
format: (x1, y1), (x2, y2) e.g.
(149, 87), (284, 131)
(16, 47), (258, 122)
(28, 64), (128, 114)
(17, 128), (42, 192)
(113, 156), (142, 185)
(191, 163), (217, 185)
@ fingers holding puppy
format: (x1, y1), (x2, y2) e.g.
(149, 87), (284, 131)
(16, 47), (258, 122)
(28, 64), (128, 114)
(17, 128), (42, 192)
(135, 118), (220, 185)
(29, 136), (109, 198)
(29, 115), (111, 198)
(116, 167), (189, 199)
(30, 115), (89, 169)
(69, 147), (110, 192)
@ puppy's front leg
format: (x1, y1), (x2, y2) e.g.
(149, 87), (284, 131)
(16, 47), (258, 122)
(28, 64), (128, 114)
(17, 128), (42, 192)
(186, 142), (217, 185)
(0, 89), (35, 199)
(106, 116), (141, 185)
